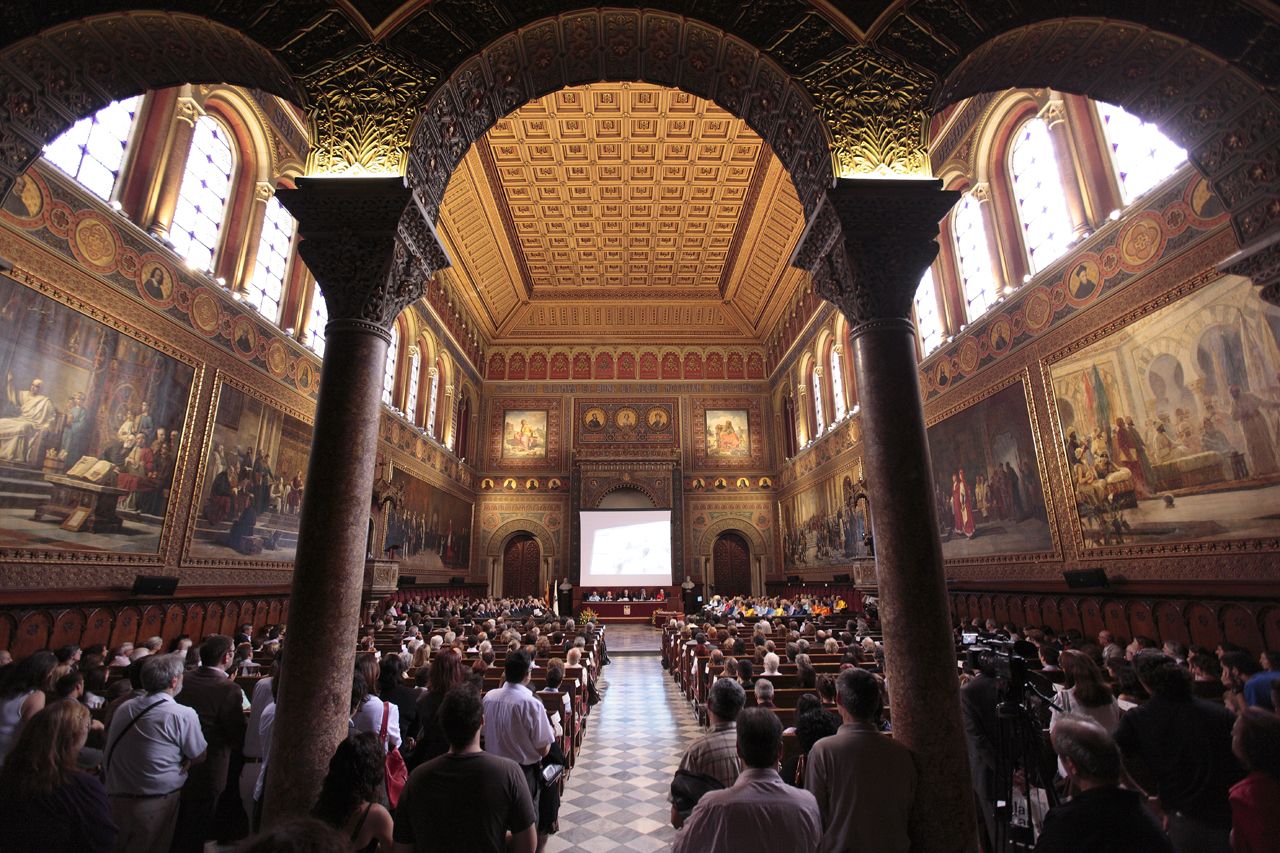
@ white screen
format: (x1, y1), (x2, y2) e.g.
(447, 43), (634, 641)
(580, 510), (673, 588)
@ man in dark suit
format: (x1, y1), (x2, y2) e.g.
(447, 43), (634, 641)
(173, 634), (247, 852)
(960, 650), (1001, 850)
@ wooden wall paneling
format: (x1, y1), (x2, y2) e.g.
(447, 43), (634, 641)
(1261, 608), (1280, 653)
(1154, 602), (1190, 647)
(205, 603), (224, 637)
(965, 596), (980, 623)
(1184, 603), (1224, 652)
(1127, 601), (1157, 644)
(1058, 598), (1082, 636)
(185, 604), (206, 643)
(109, 607), (141, 649)
(221, 602), (240, 636)
(0, 613), (13, 653)
(1103, 601), (1129, 642)
(1041, 599), (1062, 633)
(980, 598), (994, 622)
(993, 597), (1009, 624)
(1024, 599), (1043, 629)
(141, 605), (166, 641)
(14, 611), (53, 658)
(1007, 597), (1025, 628)
(163, 605), (186, 644)
(268, 600), (282, 624)
(1079, 599), (1104, 640)
(50, 609), (86, 650)
(1221, 604), (1263, 652)
(254, 600), (270, 628)
(82, 608), (114, 648)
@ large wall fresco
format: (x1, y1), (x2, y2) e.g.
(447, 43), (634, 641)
(1050, 275), (1280, 550)
(384, 465), (474, 576)
(0, 274), (195, 556)
(926, 380), (1054, 559)
(187, 379), (311, 562)
(779, 471), (872, 571)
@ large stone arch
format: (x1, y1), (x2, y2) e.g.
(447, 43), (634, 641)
(694, 515), (768, 561)
(0, 11), (302, 200)
(923, 19), (1280, 298)
(484, 518), (559, 598)
(404, 9), (835, 228)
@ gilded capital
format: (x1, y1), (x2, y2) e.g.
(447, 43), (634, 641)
(174, 96), (202, 127)
(798, 179), (960, 329)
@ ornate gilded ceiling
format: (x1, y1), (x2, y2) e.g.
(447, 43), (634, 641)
(437, 82), (808, 343)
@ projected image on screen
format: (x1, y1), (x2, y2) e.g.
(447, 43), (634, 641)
(580, 510), (673, 589)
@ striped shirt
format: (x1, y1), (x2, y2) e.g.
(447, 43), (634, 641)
(677, 722), (740, 789)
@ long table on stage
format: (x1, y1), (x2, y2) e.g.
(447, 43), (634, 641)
(581, 600), (667, 623)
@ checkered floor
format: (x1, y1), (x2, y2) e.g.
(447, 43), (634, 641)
(547, 652), (703, 852)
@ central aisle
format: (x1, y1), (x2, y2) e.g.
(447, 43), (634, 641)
(548, 637), (703, 852)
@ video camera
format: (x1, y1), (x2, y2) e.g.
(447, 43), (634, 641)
(968, 640), (1030, 707)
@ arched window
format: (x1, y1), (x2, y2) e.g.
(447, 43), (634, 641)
(811, 366), (825, 434)
(170, 115), (235, 272)
(1009, 117), (1075, 274)
(1095, 101), (1187, 205)
(382, 322), (400, 406)
(245, 194), (295, 323)
(405, 347), (422, 423)
(43, 96), (141, 201)
(829, 345), (847, 421)
(953, 192), (997, 321)
(426, 365), (441, 438)
(915, 265), (945, 356)
(305, 283), (328, 357)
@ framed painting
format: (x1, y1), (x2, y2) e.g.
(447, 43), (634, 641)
(384, 464), (473, 573)
(705, 409), (750, 459)
(502, 409), (547, 459)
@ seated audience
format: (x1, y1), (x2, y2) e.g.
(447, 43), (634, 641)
(781, 697), (839, 787)
(394, 685), (536, 853)
(0, 699), (117, 852)
(1033, 716), (1172, 853)
(350, 672), (400, 752)
(673, 708), (821, 853)
(754, 678), (776, 708)
(0, 648), (55, 767)
(807, 667), (916, 853)
(378, 656), (418, 754)
(1051, 650), (1121, 737)
(670, 677), (745, 828)
(1228, 707), (1280, 853)
(312, 732), (393, 853)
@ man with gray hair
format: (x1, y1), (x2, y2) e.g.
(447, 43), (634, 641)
(670, 676), (745, 827)
(754, 678), (776, 708)
(104, 653), (207, 853)
(1034, 716), (1172, 852)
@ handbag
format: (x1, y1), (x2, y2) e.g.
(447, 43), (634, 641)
(670, 768), (724, 821)
(541, 762), (565, 788)
(380, 701), (408, 809)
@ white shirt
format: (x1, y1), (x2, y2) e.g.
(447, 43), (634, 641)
(482, 681), (554, 766)
(254, 702), (276, 802)
(243, 677), (273, 758)
(104, 692), (207, 796)
(350, 695), (400, 750)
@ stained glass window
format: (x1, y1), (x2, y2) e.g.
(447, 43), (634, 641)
(405, 348), (422, 424)
(953, 192), (997, 321)
(170, 115), (235, 272)
(43, 96), (141, 201)
(382, 322), (400, 406)
(245, 194), (295, 323)
(426, 366), (441, 438)
(1096, 101), (1187, 205)
(915, 265), (945, 356)
(305, 283), (328, 357)
(811, 366), (825, 434)
(1010, 117), (1075, 273)
(829, 345), (847, 421)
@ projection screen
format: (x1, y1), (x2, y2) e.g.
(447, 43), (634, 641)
(579, 509), (673, 588)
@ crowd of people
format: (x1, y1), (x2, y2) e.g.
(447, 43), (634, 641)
(0, 597), (603, 853)
(666, 610), (1280, 853)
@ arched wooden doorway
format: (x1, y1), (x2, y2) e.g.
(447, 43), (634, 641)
(712, 531), (752, 597)
(502, 533), (540, 599)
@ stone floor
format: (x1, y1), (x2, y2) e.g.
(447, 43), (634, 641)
(547, 637), (702, 852)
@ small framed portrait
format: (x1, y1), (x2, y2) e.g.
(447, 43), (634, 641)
(138, 260), (175, 307)
(646, 406), (670, 431)
(615, 407), (638, 429)
(582, 406), (607, 431)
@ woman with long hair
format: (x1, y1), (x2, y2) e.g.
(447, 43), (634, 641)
(0, 700), (116, 851)
(1230, 707), (1280, 852)
(1053, 650), (1121, 732)
(408, 648), (466, 769)
(312, 732), (393, 853)
(0, 649), (56, 767)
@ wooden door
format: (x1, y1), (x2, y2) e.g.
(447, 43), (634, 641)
(713, 532), (752, 597)
(502, 533), (541, 598)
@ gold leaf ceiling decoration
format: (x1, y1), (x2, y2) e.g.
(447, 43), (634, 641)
(436, 82), (809, 344)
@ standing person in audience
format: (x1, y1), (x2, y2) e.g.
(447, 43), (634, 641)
(670, 678), (745, 828)
(806, 667), (916, 853)
(409, 648), (466, 770)
(394, 685), (536, 853)
(351, 673), (400, 752)
(313, 733), (394, 853)
(1229, 707), (1280, 853)
(103, 653), (207, 853)
(251, 674), (282, 831)
(172, 634), (248, 853)
(481, 649), (554, 853)
(0, 700), (118, 852)
(961, 649), (1001, 848)
(1033, 716), (1172, 853)
(240, 649), (280, 825)
(673, 708), (821, 853)
(0, 649), (55, 767)
(378, 657), (418, 755)
(1115, 651), (1243, 853)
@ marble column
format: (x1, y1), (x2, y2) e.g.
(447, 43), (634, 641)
(146, 93), (200, 240)
(797, 178), (976, 853)
(262, 176), (447, 822)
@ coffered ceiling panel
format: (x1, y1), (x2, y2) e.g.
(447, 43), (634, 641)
(435, 81), (809, 343)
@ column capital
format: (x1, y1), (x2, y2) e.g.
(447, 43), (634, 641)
(1223, 229), (1280, 307)
(174, 95), (203, 127)
(275, 177), (450, 334)
(795, 178), (959, 329)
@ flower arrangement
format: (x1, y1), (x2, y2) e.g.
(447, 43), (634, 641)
(579, 607), (599, 623)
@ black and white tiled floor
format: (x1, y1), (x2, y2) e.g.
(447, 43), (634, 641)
(548, 630), (703, 852)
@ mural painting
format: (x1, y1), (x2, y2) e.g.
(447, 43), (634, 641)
(190, 382), (311, 560)
(705, 409), (750, 459)
(502, 409), (547, 459)
(1050, 275), (1280, 547)
(780, 473), (872, 570)
(926, 381), (1053, 558)
(573, 399), (678, 446)
(0, 274), (194, 554)
(384, 465), (473, 574)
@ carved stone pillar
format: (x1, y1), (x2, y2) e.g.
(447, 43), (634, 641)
(443, 383), (456, 449)
(1041, 99), (1091, 240)
(147, 94), (201, 239)
(263, 176), (447, 823)
(798, 178), (976, 853)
